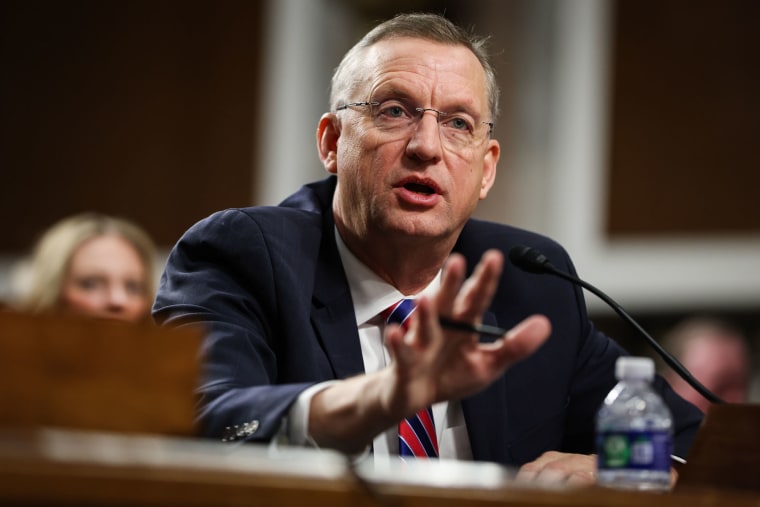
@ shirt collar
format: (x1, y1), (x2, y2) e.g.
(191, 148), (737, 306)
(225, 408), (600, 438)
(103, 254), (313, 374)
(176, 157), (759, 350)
(334, 227), (441, 326)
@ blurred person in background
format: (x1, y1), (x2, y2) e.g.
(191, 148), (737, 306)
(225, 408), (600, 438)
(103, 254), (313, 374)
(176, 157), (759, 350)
(659, 317), (752, 413)
(14, 212), (157, 324)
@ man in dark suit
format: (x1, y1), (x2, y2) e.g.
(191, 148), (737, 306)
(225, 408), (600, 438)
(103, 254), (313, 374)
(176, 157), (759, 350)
(154, 13), (702, 485)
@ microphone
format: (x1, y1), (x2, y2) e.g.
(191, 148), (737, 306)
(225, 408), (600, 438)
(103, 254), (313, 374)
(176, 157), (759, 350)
(508, 245), (724, 405)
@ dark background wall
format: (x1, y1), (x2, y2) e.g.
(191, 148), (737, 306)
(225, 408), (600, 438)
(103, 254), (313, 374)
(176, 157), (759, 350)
(597, 0), (759, 355)
(606, 0), (760, 238)
(0, 1), (264, 251)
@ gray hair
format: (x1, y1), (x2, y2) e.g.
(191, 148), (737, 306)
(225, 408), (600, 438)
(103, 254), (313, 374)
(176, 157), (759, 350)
(330, 13), (500, 122)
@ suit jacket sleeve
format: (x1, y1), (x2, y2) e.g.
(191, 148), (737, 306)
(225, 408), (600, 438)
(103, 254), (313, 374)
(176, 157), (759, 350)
(153, 207), (326, 443)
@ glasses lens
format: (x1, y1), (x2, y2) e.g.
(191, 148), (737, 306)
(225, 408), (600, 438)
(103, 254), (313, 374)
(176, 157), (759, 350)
(345, 101), (491, 148)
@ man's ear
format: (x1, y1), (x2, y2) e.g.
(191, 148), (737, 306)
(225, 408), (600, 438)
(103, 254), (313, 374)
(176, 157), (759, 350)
(479, 139), (500, 199)
(317, 113), (340, 174)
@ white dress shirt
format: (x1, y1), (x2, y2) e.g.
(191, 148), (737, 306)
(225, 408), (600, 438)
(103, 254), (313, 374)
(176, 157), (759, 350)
(287, 229), (472, 463)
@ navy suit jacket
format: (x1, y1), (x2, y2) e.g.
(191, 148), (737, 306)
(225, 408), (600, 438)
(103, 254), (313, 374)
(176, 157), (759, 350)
(154, 176), (702, 465)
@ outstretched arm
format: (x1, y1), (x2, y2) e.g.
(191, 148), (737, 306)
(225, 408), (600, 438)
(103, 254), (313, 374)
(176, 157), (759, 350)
(308, 249), (551, 454)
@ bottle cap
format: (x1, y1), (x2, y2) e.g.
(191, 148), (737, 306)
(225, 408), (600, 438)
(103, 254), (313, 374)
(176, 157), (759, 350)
(615, 356), (654, 380)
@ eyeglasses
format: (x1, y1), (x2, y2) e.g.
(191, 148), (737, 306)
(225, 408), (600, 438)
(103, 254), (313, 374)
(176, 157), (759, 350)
(335, 99), (494, 149)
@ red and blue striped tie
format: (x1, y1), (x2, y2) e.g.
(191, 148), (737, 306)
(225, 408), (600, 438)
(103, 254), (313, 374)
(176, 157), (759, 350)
(382, 299), (439, 458)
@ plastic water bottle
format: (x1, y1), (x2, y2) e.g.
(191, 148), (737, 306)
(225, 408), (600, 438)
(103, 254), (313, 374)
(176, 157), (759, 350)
(596, 356), (673, 491)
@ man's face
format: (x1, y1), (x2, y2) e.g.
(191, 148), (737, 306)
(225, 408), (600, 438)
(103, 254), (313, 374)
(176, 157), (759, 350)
(679, 335), (749, 411)
(326, 38), (499, 246)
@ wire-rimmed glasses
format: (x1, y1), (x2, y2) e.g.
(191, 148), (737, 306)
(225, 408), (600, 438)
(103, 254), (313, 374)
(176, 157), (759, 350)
(335, 99), (494, 149)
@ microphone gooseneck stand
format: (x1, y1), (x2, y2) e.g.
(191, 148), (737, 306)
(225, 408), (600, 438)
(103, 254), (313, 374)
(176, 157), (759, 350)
(508, 245), (725, 405)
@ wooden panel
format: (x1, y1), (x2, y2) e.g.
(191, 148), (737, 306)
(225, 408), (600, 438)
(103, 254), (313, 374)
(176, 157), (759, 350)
(606, 0), (760, 236)
(0, 1), (264, 250)
(0, 311), (201, 436)
(677, 403), (760, 493)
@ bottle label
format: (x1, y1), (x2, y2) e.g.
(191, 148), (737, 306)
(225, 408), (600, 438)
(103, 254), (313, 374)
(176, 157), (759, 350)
(597, 430), (672, 471)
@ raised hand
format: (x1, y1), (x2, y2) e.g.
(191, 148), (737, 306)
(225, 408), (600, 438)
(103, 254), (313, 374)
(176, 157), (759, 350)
(310, 249), (551, 454)
(382, 249), (551, 418)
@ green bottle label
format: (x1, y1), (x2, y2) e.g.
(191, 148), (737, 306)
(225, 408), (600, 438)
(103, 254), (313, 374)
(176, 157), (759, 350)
(597, 430), (671, 471)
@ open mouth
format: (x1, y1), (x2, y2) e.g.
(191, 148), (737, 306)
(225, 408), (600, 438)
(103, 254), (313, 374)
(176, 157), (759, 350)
(403, 182), (435, 195)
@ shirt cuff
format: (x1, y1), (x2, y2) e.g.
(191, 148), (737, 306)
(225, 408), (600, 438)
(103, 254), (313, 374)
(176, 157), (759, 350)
(286, 380), (340, 447)
(285, 380), (371, 463)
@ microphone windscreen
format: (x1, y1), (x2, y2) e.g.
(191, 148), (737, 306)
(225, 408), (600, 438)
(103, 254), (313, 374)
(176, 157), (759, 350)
(508, 245), (551, 274)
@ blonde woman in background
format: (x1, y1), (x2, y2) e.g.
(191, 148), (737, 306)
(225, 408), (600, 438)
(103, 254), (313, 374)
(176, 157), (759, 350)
(16, 213), (158, 323)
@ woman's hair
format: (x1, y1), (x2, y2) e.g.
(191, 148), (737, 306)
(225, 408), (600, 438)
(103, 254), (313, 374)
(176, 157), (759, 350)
(18, 212), (158, 314)
(330, 12), (500, 122)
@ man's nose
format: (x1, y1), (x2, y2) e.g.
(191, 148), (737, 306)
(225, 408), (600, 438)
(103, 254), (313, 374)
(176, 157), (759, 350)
(405, 110), (443, 161)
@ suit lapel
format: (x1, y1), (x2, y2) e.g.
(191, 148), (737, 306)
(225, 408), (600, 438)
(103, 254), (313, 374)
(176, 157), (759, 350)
(310, 208), (365, 380)
(311, 294), (365, 380)
(455, 227), (512, 463)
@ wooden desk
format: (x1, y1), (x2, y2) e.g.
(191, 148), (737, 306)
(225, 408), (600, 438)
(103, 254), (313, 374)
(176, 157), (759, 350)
(0, 429), (757, 507)
(1, 311), (757, 505)
(0, 311), (200, 436)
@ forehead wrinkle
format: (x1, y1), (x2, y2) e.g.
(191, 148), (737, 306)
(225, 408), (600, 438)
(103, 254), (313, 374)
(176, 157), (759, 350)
(358, 40), (487, 116)
(368, 80), (425, 104)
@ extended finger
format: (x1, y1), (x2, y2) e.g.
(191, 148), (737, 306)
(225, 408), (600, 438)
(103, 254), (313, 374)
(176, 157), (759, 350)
(436, 253), (466, 317)
(413, 295), (449, 351)
(384, 323), (413, 366)
(454, 249), (503, 321)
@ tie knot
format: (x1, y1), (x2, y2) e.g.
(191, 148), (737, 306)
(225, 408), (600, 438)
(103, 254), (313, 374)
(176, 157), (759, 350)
(381, 298), (416, 329)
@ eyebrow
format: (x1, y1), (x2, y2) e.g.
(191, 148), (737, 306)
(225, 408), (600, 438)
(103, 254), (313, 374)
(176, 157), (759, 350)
(370, 85), (483, 118)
